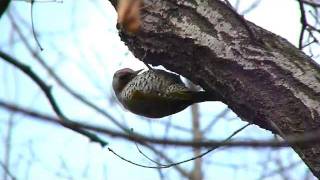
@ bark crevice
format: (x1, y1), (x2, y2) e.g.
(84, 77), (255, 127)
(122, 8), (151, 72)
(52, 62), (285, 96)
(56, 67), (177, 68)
(116, 0), (320, 177)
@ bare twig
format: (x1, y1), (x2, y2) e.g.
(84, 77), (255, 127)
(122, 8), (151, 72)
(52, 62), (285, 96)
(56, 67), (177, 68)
(134, 142), (165, 166)
(0, 50), (108, 146)
(302, 0), (320, 7)
(260, 160), (302, 179)
(202, 108), (229, 134)
(298, 0), (308, 49)
(7, 11), (131, 133)
(30, 0), (43, 50)
(297, 0), (320, 49)
(108, 123), (250, 169)
(2, 98), (320, 148)
(240, 0), (261, 15)
(3, 114), (15, 180)
(0, 161), (16, 180)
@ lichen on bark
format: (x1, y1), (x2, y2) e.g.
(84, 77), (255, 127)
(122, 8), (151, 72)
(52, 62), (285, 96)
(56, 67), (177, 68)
(113, 0), (320, 177)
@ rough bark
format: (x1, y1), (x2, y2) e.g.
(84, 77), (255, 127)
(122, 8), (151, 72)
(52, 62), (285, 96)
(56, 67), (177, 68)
(113, 0), (320, 177)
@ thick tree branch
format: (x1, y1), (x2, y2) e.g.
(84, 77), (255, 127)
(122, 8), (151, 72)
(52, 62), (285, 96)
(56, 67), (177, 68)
(111, 0), (320, 177)
(1, 98), (320, 148)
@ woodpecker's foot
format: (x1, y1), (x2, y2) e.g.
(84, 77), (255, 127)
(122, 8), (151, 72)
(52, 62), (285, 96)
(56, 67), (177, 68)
(141, 52), (153, 70)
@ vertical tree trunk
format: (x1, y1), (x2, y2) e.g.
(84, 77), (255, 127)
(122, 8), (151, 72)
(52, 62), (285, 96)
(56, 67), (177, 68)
(190, 83), (203, 180)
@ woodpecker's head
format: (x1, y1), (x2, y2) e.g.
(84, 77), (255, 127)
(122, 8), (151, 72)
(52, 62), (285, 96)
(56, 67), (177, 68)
(112, 68), (142, 95)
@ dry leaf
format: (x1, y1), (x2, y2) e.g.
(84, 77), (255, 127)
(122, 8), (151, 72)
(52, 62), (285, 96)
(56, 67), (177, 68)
(117, 0), (143, 33)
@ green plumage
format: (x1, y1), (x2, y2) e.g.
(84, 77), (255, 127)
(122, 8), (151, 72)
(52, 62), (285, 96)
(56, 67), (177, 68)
(112, 68), (219, 118)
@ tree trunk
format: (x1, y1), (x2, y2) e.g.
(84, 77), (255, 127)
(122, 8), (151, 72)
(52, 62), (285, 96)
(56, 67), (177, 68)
(113, 0), (320, 177)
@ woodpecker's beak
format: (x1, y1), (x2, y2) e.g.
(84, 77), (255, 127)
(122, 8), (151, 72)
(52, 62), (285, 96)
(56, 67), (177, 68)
(134, 69), (143, 75)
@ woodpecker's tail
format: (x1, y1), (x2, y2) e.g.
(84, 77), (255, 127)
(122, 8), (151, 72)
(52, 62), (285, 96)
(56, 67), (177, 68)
(190, 91), (223, 103)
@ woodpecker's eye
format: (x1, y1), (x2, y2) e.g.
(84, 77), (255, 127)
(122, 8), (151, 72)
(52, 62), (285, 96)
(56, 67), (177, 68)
(120, 74), (128, 79)
(119, 73), (133, 83)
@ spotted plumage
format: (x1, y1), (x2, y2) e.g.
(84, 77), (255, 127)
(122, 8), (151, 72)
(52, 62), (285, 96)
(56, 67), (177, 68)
(112, 68), (220, 118)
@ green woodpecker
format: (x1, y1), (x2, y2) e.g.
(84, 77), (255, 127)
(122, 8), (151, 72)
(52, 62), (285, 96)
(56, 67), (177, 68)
(112, 68), (221, 118)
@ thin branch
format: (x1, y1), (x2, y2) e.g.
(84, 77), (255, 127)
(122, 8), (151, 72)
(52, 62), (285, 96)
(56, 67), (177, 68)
(7, 11), (131, 134)
(13, 0), (63, 50)
(2, 99), (320, 148)
(6, 14), (191, 175)
(0, 161), (16, 180)
(302, 0), (320, 7)
(3, 113), (15, 180)
(134, 142), (165, 166)
(0, 50), (108, 146)
(260, 160), (302, 179)
(240, 0), (261, 15)
(129, 128), (167, 167)
(30, 0), (43, 50)
(0, 94), (185, 174)
(202, 108), (229, 134)
(108, 123), (250, 169)
(142, 143), (190, 176)
(298, 0), (308, 49)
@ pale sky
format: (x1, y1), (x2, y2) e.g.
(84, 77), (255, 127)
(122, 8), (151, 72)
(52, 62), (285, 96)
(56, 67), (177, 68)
(0, 0), (317, 180)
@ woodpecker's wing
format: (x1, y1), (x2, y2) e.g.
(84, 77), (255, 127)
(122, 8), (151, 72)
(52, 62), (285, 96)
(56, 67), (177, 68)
(131, 90), (194, 103)
(123, 90), (193, 118)
(133, 90), (219, 103)
(154, 70), (183, 82)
